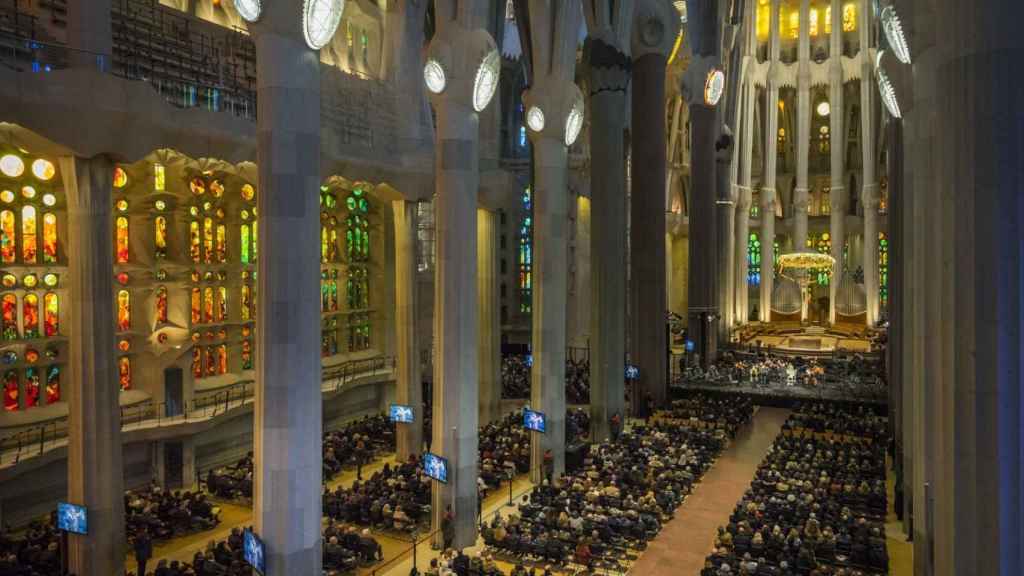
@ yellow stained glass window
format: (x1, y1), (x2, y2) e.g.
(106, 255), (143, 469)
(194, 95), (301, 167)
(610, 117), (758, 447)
(44, 293), (57, 337)
(42, 213), (56, 263)
(203, 217), (213, 264)
(825, 6), (832, 34)
(116, 216), (129, 264)
(216, 224), (226, 263)
(191, 287), (201, 324)
(189, 221), (200, 263)
(786, 11), (799, 39)
(154, 164), (165, 191)
(21, 206), (36, 263)
(842, 3), (856, 32)
(0, 210), (12, 264)
(757, 3), (770, 39)
(252, 221), (258, 261)
(117, 289), (130, 331)
(155, 216), (167, 259)
(241, 284), (251, 321)
(217, 286), (227, 322)
(203, 287), (214, 323)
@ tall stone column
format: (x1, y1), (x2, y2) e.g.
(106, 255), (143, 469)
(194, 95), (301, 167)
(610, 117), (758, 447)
(687, 104), (718, 366)
(761, 0), (781, 323)
(859, 0), (879, 326)
(794, 0), (811, 250)
(735, 186), (752, 323)
(250, 5), (324, 573)
(61, 155), (124, 576)
(585, 33), (630, 441)
(477, 208), (501, 426)
(393, 201), (422, 461)
(630, 0), (676, 411)
(828, 0), (845, 324)
(424, 11), (497, 547)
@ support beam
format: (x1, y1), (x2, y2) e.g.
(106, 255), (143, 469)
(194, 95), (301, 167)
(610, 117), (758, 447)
(477, 208), (501, 426)
(828, 0), (845, 324)
(393, 200), (422, 461)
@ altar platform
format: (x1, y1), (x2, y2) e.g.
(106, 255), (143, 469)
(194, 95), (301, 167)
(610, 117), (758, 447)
(731, 321), (879, 356)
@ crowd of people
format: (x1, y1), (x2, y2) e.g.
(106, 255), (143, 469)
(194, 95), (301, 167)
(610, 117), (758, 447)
(206, 415), (396, 501)
(702, 403), (890, 576)
(481, 416), (736, 574)
(501, 356), (591, 405)
(782, 403), (889, 443)
(322, 455), (431, 534)
(0, 520), (62, 576)
(125, 484), (220, 542)
(657, 391), (755, 439)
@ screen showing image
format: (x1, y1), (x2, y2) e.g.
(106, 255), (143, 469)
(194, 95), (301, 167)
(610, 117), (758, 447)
(243, 529), (266, 575)
(423, 452), (448, 483)
(389, 403), (414, 424)
(685, 340), (695, 353)
(625, 364), (640, 380)
(523, 408), (547, 433)
(57, 502), (87, 535)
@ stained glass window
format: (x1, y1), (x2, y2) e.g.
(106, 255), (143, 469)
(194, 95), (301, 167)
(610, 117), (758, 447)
(155, 216), (167, 259)
(748, 232), (762, 286)
(203, 217), (213, 264)
(191, 287), (201, 324)
(217, 286), (227, 322)
(21, 205), (36, 263)
(216, 345), (227, 374)
(2, 293), (17, 340)
(45, 365), (59, 403)
(43, 292), (57, 337)
(154, 163), (165, 191)
(241, 339), (253, 370)
(156, 285), (168, 324)
(118, 356), (131, 390)
(216, 224), (226, 263)
(241, 224), (251, 264)
(842, 3), (856, 32)
(3, 370), (17, 411)
(241, 283), (251, 321)
(809, 8), (820, 36)
(348, 313), (371, 352)
(519, 187), (532, 312)
(809, 233), (833, 285)
(24, 367), (39, 407)
(23, 293), (38, 338)
(117, 290), (131, 331)
(42, 212), (56, 263)
(189, 220), (201, 263)
(879, 232), (889, 307)
(203, 287), (214, 323)
(191, 347), (202, 378)
(252, 221), (258, 261)
(115, 216), (129, 264)
(1, 210), (14, 263)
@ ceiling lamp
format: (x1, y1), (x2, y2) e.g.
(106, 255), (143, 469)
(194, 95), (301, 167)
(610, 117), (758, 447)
(31, 159), (55, 181)
(816, 101), (830, 117)
(673, 0), (687, 23)
(880, 6), (911, 64)
(302, 0), (345, 50)
(231, 0), (261, 22)
(526, 106), (545, 132)
(704, 68), (725, 107)
(875, 51), (901, 119)
(472, 49), (501, 112)
(564, 90), (585, 147)
(0, 154), (24, 178)
(424, 59), (446, 94)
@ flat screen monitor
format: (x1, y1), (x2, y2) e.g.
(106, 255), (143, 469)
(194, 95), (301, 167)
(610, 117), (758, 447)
(56, 502), (87, 535)
(243, 529), (266, 575)
(422, 452), (449, 483)
(389, 403), (414, 424)
(523, 407), (547, 433)
(525, 354), (533, 367)
(685, 340), (695, 353)
(625, 364), (640, 380)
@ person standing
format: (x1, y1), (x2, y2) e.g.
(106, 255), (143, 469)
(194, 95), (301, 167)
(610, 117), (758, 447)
(133, 528), (152, 576)
(356, 435), (367, 480)
(441, 506), (455, 550)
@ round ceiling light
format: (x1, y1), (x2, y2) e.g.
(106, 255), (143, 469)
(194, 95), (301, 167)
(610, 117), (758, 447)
(816, 101), (830, 117)
(424, 59), (446, 94)
(303, 0), (345, 50)
(231, 0), (261, 22)
(564, 97), (585, 147)
(526, 106), (545, 132)
(472, 49), (501, 112)
(704, 68), (725, 107)
(0, 154), (24, 178)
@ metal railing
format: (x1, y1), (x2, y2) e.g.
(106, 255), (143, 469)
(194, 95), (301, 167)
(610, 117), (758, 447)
(0, 355), (395, 468)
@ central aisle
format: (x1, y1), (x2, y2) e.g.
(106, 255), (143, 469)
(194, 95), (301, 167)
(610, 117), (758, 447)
(629, 406), (791, 576)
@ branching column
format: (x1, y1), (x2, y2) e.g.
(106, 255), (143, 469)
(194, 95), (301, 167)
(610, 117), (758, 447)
(859, 0), (879, 326)
(393, 201), (422, 460)
(794, 0), (811, 250)
(61, 155), (124, 576)
(828, 0), (845, 324)
(761, 0), (781, 323)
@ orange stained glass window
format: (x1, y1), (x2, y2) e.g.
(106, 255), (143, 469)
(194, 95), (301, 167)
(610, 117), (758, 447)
(24, 367), (39, 408)
(241, 284), (251, 321)
(189, 221), (201, 263)
(241, 339), (252, 370)
(155, 216), (167, 258)
(22, 293), (38, 338)
(205, 347), (216, 376)
(21, 205), (36, 263)
(192, 347), (202, 378)
(43, 292), (58, 337)
(156, 285), (168, 324)
(45, 365), (59, 403)
(3, 370), (16, 411)
(203, 217), (213, 264)
(191, 287), (201, 324)
(217, 286), (227, 322)
(2, 293), (17, 340)
(117, 289), (131, 331)
(42, 212), (56, 263)
(115, 216), (129, 264)
(1, 210), (14, 263)
(203, 287), (214, 323)
(216, 224), (226, 263)
(216, 344), (228, 374)
(118, 356), (131, 390)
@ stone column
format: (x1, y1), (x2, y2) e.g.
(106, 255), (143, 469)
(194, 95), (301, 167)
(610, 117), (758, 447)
(794, 0), (811, 250)
(630, 0), (676, 410)
(393, 201), (422, 461)
(859, 0), (879, 326)
(477, 208), (501, 426)
(61, 155), (124, 576)
(735, 186), (752, 323)
(688, 104), (718, 366)
(586, 36), (630, 441)
(66, 0), (112, 70)
(760, 0), (781, 323)
(251, 6), (323, 573)
(828, 0), (845, 324)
